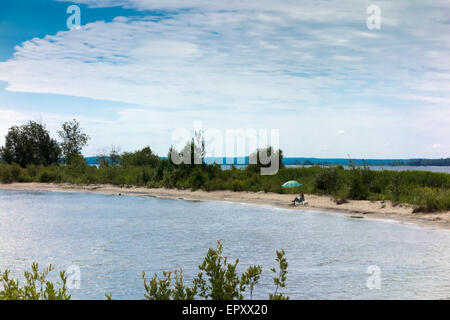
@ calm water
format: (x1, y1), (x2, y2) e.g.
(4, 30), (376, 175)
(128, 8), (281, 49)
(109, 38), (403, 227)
(0, 190), (449, 300)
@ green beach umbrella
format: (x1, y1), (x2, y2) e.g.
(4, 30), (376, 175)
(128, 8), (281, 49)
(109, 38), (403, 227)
(281, 180), (302, 188)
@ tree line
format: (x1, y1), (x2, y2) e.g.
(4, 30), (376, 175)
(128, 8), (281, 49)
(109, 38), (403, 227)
(1, 119), (449, 213)
(0, 119), (283, 171)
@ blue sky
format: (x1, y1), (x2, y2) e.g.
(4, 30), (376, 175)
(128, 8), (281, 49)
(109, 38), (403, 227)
(0, 0), (449, 158)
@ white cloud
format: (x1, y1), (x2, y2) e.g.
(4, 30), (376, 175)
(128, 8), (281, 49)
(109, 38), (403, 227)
(0, 0), (449, 157)
(2, 2), (450, 110)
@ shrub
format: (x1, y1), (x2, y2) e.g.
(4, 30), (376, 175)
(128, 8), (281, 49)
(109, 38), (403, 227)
(0, 162), (23, 183)
(142, 242), (289, 300)
(162, 170), (178, 188)
(348, 163), (371, 200)
(0, 263), (70, 300)
(232, 179), (246, 192)
(0, 164), (13, 183)
(389, 173), (404, 204)
(66, 154), (89, 175)
(17, 171), (32, 182)
(9, 163), (21, 180)
(187, 167), (208, 190)
(38, 171), (58, 183)
(121, 147), (160, 168)
(26, 165), (39, 179)
(413, 188), (444, 213)
(315, 167), (339, 193)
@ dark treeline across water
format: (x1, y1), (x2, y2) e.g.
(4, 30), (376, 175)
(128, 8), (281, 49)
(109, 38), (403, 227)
(86, 156), (450, 167)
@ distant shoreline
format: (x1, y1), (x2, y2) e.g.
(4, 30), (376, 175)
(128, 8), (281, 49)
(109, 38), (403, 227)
(85, 156), (450, 168)
(1, 182), (449, 230)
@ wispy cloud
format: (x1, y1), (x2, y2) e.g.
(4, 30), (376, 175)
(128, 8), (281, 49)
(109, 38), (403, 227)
(0, 0), (449, 157)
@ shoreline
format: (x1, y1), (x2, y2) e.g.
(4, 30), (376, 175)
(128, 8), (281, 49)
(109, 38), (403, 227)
(1, 182), (449, 230)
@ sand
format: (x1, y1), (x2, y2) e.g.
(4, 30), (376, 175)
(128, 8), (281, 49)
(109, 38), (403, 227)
(1, 182), (449, 230)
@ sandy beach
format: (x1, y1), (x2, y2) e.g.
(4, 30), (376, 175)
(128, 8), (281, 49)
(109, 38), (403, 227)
(1, 182), (449, 230)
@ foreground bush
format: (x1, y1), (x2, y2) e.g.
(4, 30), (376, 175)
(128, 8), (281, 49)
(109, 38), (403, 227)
(142, 241), (289, 300)
(2, 243), (288, 300)
(0, 263), (70, 300)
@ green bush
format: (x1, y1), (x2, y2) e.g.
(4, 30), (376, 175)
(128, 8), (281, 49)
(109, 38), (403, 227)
(348, 164), (371, 200)
(0, 163), (13, 183)
(9, 163), (21, 180)
(389, 173), (404, 204)
(0, 263), (70, 300)
(142, 242), (289, 300)
(413, 187), (448, 213)
(232, 179), (246, 192)
(315, 167), (339, 193)
(5, 244), (288, 300)
(0, 162), (26, 183)
(38, 170), (58, 183)
(26, 165), (39, 179)
(187, 167), (208, 190)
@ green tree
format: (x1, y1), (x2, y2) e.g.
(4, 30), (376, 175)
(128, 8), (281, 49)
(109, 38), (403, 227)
(109, 145), (121, 166)
(247, 146), (285, 173)
(121, 146), (159, 167)
(58, 119), (90, 164)
(0, 121), (60, 167)
(96, 145), (121, 167)
(315, 167), (340, 194)
(169, 131), (206, 167)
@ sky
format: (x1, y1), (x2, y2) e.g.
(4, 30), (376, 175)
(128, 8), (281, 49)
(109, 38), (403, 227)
(0, 0), (449, 159)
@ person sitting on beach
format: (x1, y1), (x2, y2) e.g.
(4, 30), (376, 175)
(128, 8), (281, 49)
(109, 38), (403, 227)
(291, 193), (305, 206)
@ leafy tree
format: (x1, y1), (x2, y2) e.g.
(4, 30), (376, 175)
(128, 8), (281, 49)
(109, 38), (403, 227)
(165, 132), (207, 187)
(96, 149), (110, 167)
(109, 145), (121, 166)
(121, 146), (159, 167)
(96, 145), (121, 167)
(0, 121), (60, 167)
(315, 167), (340, 193)
(187, 167), (208, 190)
(58, 119), (90, 164)
(247, 146), (285, 173)
(156, 158), (172, 181)
(169, 131), (206, 167)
